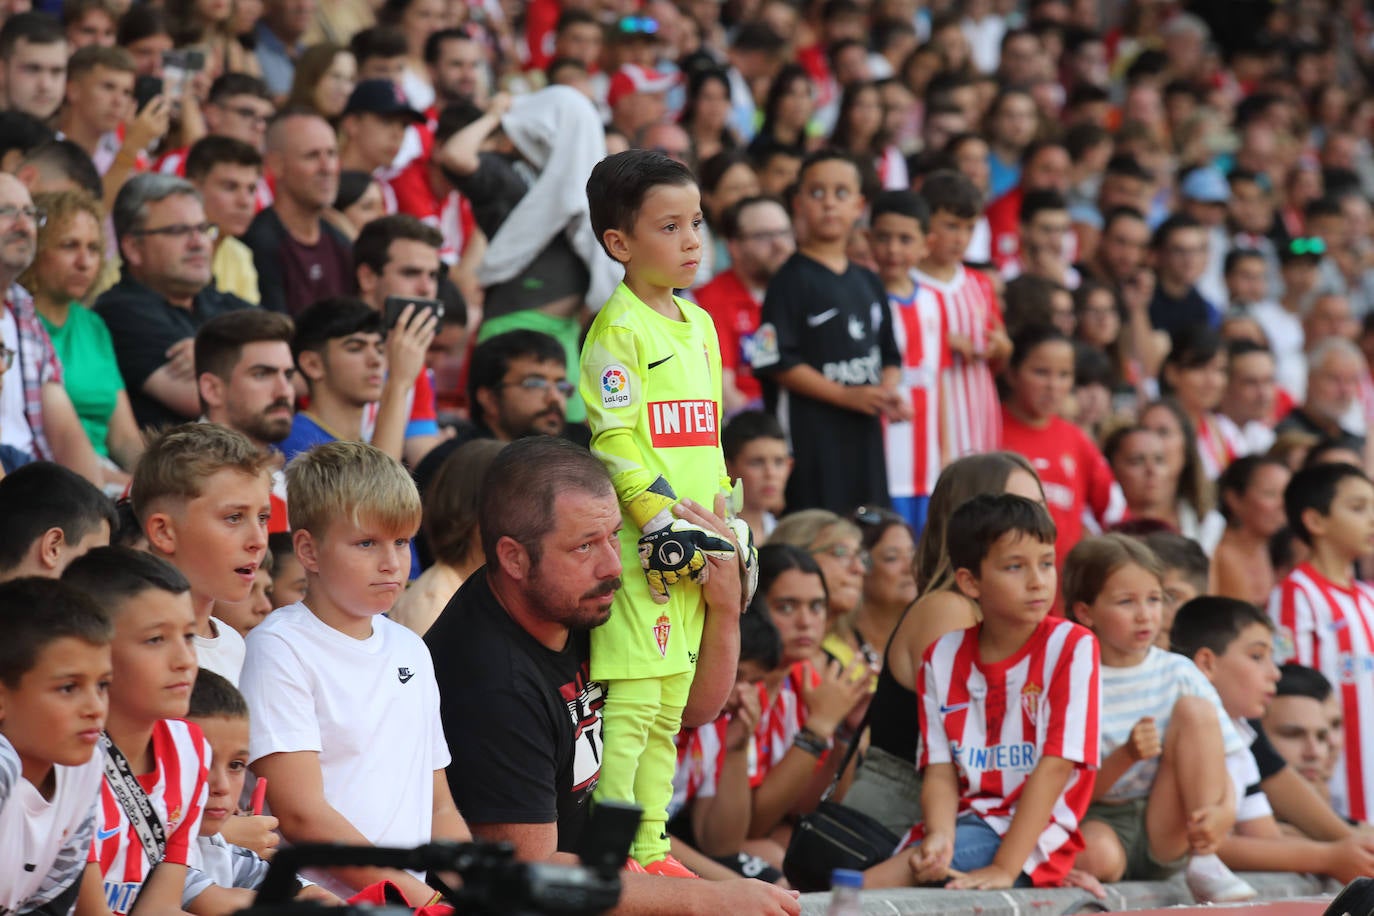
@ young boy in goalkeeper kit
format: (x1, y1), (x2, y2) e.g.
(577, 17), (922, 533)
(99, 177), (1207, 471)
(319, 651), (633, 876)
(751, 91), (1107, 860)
(580, 150), (756, 874)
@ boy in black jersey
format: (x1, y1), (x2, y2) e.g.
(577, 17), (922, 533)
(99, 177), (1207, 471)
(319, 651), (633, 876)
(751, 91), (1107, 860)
(751, 149), (905, 514)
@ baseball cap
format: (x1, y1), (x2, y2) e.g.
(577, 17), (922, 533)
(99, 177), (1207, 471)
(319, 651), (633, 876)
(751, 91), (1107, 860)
(343, 79), (425, 123)
(606, 64), (677, 109)
(1180, 166), (1229, 204)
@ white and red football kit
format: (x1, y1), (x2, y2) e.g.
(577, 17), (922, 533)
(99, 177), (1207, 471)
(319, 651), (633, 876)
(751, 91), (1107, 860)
(909, 616), (1100, 887)
(912, 265), (1003, 458)
(669, 716), (729, 818)
(748, 664), (819, 788)
(90, 719), (210, 916)
(885, 281), (946, 502)
(1269, 562), (1374, 821)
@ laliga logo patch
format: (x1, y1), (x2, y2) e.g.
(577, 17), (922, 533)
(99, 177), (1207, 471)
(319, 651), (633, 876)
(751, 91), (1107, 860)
(654, 614), (671, 657)
(600, 365), (631, 408)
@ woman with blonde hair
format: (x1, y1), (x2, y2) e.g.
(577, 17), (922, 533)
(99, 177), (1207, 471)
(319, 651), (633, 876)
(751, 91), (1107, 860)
(391, 438), (505, 635)
(19, 190), (143, 480)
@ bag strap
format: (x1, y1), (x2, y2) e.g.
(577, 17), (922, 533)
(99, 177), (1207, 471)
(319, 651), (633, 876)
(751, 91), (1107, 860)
(818, 701), (874, 803)
(101, 733), (168, 865)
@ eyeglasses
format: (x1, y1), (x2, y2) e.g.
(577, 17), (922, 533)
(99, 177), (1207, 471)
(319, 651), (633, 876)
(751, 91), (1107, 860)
(497, 376), (576, 397)
(1288, 237), (1326, 257)
(739, 228), (793, 243)
(0, 344), (14, 371)
(131, 222), (220, 241)
(226, 105), (272, 127)
(811, 543), (871, 570)
(617, 16), (659, 34)
(0, 205), (45, 228)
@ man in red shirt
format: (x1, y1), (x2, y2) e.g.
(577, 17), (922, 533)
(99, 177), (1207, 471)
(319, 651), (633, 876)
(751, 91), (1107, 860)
(695, 196), (794, 414)
(985, 140), (1071, 271)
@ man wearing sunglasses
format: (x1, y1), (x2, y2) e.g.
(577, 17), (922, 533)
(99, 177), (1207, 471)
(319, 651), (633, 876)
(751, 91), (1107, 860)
(95, 173), (253, 431)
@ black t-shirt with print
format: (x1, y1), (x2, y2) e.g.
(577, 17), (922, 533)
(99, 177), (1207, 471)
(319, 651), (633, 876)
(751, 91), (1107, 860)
(425, 569), (605, 853)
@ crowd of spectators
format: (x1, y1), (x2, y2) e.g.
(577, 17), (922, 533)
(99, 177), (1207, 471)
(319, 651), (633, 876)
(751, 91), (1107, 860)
(1, 0), (1374, 911)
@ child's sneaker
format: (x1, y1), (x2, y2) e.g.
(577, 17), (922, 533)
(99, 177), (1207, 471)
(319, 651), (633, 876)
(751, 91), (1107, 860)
(643, 854), (700, 879)
(1185, 853), (1257, 903)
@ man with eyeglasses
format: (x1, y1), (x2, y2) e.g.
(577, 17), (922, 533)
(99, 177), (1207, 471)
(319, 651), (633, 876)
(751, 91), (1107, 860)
(95, 174), (253, 431)
(154, 75), (276, 203)
(0, 173), (101, 485)
(696, 196), (795, 414)
(413, 329), (582, 509)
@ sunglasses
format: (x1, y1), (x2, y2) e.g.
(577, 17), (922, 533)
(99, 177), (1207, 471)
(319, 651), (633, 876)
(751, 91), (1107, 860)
(1287, 236), (1327, 257)
(852, 505), (903, 527)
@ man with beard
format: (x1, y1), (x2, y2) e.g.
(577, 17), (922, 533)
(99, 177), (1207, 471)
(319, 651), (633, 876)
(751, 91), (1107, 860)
(0, 173), (100, 484)
(426, 436), (799, 916)
(96, 174), (253, 430)
(243, 110), (350, 316)
(195, 309), (297, 533)
(695, 196), (795, 414)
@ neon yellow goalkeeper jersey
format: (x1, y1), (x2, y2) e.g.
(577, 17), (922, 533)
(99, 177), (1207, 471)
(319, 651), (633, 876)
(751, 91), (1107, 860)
(580, 282), (732, 680)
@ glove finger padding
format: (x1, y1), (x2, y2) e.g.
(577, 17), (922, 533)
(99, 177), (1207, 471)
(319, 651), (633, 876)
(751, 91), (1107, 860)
(639, 520), (735, 603)
(727, 516), (759, 607)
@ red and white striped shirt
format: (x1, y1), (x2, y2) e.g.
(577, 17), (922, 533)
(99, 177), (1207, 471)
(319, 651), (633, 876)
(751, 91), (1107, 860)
(749, 665), (819, 788)
(90, 720), (210, 916)
(1268, 562), (1374, 821)
(885, 282), (946, 501)
(911, 265), (1003, 458)
(913, 617), (1100, 886)
(670, 716), (729, 818)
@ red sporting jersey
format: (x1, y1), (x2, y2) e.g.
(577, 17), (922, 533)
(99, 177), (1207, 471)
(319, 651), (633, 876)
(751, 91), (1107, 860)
(886, 283), (946, 500)
(999, 409), (1117, 572)
(910, 616), (1100, 886)
(1269, 563), (1374, 821)
(695, 269), (764, 405)
(91, 720), (210, 916)
(913, 265), (1003, 458)
(748, 664), (819, 787)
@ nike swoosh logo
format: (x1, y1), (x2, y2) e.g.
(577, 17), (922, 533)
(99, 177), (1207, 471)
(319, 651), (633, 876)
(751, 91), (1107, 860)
(939, 702), (970, 715)
(96, 825), (120, 842)
(399, 673), (414, 684)
(806, 308), (839, 327)
(647, 355), (675, 369)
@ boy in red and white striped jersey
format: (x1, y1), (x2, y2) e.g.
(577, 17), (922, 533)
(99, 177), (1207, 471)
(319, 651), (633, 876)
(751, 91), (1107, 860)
(866, 494), (1100, 890)
(870, 189), (942, 535)
(911, 172), (1011, 462)
(1269, 462), (1374, 823)
(63, 547), (211, 916)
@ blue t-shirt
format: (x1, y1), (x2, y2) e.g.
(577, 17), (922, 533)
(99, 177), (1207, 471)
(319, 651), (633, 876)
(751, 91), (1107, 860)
(278, 413), (336, 464)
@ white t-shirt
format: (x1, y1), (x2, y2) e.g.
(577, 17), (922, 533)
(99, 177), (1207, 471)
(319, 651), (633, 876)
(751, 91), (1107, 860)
(0, 307), (33, 456)
(195, 617), (247, 686)
(0, 733), (102, 914)
(1098, 647), (1244, 802)
(1227, 717), (1274, 823)
(240, 602), (450, 885)
(1246, 301), (1306, 400)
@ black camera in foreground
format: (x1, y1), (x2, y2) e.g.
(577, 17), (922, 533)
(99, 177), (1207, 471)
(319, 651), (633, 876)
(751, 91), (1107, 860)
(236, 802), (642, 916)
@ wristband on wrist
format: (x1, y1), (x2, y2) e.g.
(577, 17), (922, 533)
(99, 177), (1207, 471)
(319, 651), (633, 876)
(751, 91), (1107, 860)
(792, 727), (832, 757)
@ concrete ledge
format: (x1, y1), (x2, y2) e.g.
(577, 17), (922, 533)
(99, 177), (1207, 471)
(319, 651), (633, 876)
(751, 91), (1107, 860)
(797, 873), (1339, 915)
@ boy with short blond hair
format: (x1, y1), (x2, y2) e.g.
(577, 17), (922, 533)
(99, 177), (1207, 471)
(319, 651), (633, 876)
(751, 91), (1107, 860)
(240, 441), (468, 903)
(0, 577), (112, 916)
(132, 423), (273, 685)
(865, 494), (1100, 890)
(63, 546), (212, 916)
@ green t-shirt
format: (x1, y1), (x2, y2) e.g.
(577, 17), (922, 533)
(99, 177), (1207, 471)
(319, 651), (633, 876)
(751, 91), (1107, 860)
(580, 283), (731, 680)
(39, 303), (123, 457)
